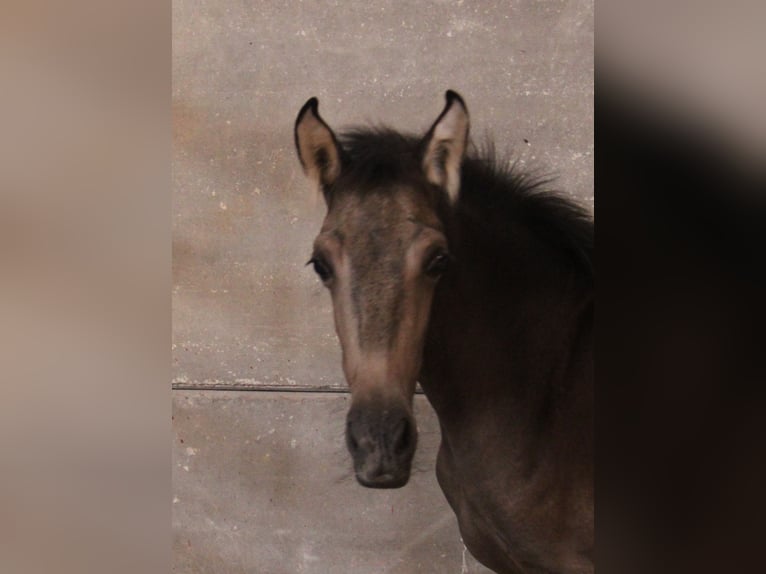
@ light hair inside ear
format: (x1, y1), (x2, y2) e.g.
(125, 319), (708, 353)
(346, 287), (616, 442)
(423, 97), (470, 203)
(295, 103), (342, 187)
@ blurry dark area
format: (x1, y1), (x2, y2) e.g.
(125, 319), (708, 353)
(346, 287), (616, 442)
(597, 76), (766, 573)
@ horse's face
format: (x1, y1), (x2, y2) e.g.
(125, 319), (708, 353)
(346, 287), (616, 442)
(294, 92), (469, 488)
(311, 188), (448, 487)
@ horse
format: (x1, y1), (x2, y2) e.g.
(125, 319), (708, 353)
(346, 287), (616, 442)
(293, 91), (593, 574)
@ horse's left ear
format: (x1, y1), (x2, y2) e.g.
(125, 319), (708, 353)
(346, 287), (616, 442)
(422, 90), (470, 203)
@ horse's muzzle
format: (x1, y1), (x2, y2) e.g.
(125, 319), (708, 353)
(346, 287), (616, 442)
(346, 402), (417, 488)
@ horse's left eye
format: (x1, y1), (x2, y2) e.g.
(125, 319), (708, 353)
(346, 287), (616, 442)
(425, 252), (451, 278)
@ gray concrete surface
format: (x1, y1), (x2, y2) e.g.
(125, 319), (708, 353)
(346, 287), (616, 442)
(173, 0), (592, 571)
(173, 392), (491, 573)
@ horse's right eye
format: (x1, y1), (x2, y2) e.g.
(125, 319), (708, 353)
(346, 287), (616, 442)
(308, 257), (333, 282)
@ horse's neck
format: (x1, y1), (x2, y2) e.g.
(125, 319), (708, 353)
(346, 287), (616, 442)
(420, 224), (592, 455)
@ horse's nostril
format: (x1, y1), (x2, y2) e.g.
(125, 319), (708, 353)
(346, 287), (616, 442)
(392, 418), (413, 455)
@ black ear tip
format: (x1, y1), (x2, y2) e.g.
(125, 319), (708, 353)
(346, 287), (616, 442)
(445, 90), (466, 108)
(297, 97), (320, 122)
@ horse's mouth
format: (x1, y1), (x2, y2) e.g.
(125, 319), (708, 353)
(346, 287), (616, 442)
(355, 470), (411, 489)
(351, 445), (414, 489)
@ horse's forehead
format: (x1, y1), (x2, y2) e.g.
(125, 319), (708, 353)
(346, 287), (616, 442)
(327, 187), (434, 237)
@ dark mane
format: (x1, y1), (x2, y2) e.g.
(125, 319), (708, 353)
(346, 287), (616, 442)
(337, 127), (593, 281)
(460, 147), (594, 282)
(337, 127), (426, 187)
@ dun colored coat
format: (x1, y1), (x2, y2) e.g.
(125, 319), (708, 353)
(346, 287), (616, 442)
(294, 91), (593, 574)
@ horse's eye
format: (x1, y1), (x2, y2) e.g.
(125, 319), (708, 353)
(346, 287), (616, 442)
(308, 257), (333, 282)
(425, 252), (451, 278)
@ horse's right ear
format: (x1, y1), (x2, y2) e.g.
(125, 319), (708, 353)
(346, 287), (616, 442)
(294, 97), (343, 190)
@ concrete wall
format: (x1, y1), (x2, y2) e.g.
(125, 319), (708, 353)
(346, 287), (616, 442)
(173, 1), (592, 572)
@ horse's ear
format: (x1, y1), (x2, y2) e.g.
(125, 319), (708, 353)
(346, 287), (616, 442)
(294, 97), (343, 191)
(422, 90), (470, 203)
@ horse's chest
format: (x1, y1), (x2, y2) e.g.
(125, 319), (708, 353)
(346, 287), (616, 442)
(435, 445), (519, 572)
(435, 442), (592, 574)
